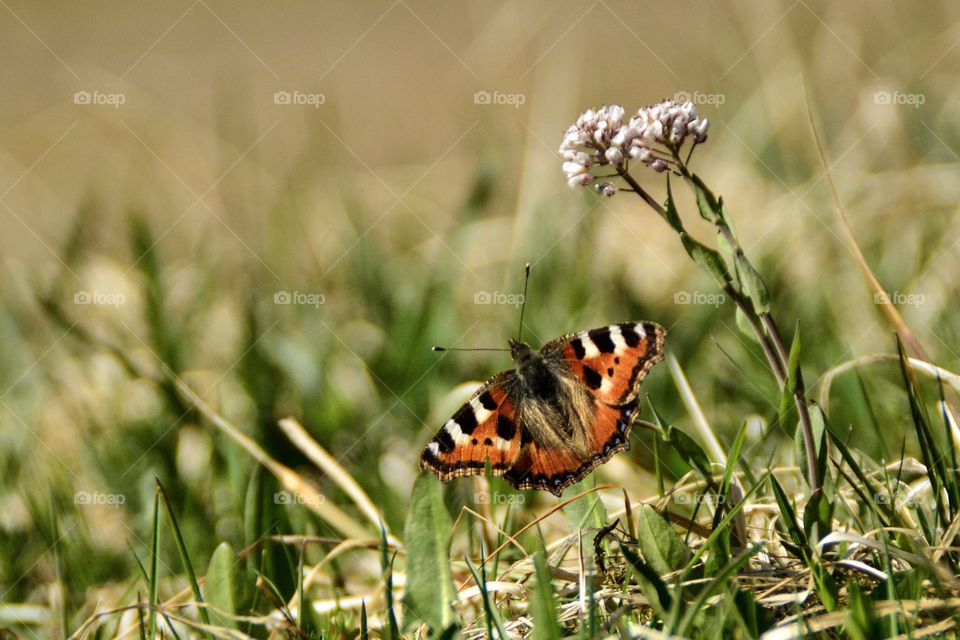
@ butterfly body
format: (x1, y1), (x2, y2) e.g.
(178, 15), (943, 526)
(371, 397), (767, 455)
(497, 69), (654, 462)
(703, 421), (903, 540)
(420, 322), (665, 496)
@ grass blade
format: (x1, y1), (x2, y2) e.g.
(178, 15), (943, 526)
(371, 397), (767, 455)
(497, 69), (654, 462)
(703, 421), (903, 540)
(156, 479), (212, 631)
(148, 486), (160, 640)
(531, 542), (563, 640)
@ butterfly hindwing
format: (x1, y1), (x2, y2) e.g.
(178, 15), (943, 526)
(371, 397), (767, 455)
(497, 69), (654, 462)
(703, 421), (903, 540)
(503, 400), (638, 496)
(419, 372), (521, 481)
(550, 322), (665, 406)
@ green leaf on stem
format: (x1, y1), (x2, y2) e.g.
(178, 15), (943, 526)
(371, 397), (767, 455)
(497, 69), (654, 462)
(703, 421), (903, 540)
(635, 505), (691, 577)
(779, 322), (802, 427)
(666, 426), (713, 482)
(735, 307), (761, 343)
(663, 176), (684, 233)
(680, 233), (731, 288)
(693, 179), (722, 225)
(734, 252), (771, 315)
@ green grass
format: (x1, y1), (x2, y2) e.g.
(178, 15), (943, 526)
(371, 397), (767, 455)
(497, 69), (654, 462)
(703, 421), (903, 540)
(3, 48), (960, 639)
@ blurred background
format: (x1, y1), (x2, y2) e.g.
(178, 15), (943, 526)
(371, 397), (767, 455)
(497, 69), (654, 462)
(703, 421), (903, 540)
(1, 0), (959, 635)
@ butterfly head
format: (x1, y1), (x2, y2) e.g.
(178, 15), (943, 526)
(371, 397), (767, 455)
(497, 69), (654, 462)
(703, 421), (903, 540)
(508, 338), (533, 363)
(509, 338), (557, 399)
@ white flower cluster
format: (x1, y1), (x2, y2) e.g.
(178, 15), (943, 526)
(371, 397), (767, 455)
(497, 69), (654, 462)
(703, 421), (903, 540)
(559, 105), (626, 187)
(559, 99), (709, 188)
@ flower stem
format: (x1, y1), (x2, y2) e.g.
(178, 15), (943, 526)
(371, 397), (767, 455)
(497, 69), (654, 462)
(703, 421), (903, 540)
(620, 164), (821, 494)
(617, 167), (667, 219)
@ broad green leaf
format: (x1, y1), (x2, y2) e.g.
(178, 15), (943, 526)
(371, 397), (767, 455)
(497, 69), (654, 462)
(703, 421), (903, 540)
(667, 426), (713, 482)
(635, 505), (691, 577)
(680, 233), (731, 288)
(206, 543), (237, 629)
(693, 179), (722, 225)
(621, 544), (672, 619)
(402, 474), (458, 632)
(733, 252), (770, 315)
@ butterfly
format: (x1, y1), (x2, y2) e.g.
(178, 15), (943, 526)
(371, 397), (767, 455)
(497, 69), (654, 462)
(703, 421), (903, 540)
(419, 322), (666, 496)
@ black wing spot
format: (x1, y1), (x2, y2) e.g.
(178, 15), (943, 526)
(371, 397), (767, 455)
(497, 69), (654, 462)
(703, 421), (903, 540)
(621, 325), (641, 348)
(484, 437), (493, 446)
(607, 367), (615, 377)
(496, 414), (516, 440)
(436, 428), (455, 453)
(614, 356), (620, 364)
(583, 365), (603, 390)
(456, 407), (478, 435)
(478, 391), (498, 411)
(570, 338), (586, 359)
(588, 328), (616, 353)
(471, 438), (478, 445)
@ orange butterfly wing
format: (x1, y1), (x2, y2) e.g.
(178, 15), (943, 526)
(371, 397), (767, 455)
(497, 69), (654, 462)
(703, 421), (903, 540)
(503, 400), (638, 496)
(552, 322), (665, 406)
(419, 373), (521, 481)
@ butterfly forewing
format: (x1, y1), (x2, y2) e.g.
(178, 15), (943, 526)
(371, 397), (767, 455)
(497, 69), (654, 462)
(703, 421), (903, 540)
(550, 322), (665, 406)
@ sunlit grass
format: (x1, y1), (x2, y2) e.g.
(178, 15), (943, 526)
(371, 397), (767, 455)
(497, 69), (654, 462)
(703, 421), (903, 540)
(2, 4), (960, 638)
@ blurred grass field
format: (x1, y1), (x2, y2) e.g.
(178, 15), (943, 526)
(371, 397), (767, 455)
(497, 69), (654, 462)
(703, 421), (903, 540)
(2, 1), (960, 637)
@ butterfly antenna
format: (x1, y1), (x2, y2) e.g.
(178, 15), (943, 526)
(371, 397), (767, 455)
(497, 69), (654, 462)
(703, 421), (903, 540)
(517, 262), (530, 342)
(432, 346), (509, 352)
